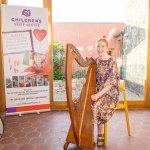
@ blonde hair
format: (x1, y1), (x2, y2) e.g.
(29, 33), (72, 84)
(96, 35), (108, 47)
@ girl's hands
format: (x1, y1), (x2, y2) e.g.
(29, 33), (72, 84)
(91, 94), (99, 102)
(81, 78), (86, 84)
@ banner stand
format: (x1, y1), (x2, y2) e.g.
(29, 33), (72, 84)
(1, 5), (50, 115)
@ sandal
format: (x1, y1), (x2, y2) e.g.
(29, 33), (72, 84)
(97, 134), (104, 147)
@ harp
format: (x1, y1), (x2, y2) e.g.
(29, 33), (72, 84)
(64, 43), (96, 149)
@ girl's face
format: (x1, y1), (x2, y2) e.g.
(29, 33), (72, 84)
(97, 41), (108, 57)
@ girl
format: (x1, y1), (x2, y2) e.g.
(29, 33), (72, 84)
(91, 36), (120, 147)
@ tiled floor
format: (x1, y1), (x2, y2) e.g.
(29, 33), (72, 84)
(0, 110), (150, 150)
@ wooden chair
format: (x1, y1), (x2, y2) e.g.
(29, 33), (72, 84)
(104, 80), (131, 145)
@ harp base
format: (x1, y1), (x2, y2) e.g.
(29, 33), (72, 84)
(63, 142), (69, 149)
(64, 124), (94, 149)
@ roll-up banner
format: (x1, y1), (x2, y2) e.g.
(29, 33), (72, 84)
(1, 4), (50, 115)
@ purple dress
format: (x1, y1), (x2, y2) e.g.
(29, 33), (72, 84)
(92, 57), (119, 124)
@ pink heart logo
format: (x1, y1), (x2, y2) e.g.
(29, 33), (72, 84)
(33, 29), (47, 42)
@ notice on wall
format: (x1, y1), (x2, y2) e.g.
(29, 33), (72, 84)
(1, 5), (50, 115)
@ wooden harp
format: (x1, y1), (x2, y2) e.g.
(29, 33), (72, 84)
(64, 43), (96, 149)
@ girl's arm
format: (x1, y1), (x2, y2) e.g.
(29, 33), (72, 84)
(91, 85), (112, 101)
(91, 59), (119, 102)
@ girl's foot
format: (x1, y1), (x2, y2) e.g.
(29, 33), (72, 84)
(97, 134), (104, 147)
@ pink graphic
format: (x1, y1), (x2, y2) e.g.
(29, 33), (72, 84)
(10, 65), (12, 70)
(8, 58), (20, 73)
(24, 52), (49, 77)
(33, 29), (47, 42)
(8, 58), (11, 64)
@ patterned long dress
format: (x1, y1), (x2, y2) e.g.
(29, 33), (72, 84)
(92, 57), (120, 124)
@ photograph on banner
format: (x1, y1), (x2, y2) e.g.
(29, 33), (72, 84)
(1, 4), (50, 115)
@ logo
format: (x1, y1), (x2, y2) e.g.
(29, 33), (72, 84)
(22, 9), (31, 17)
